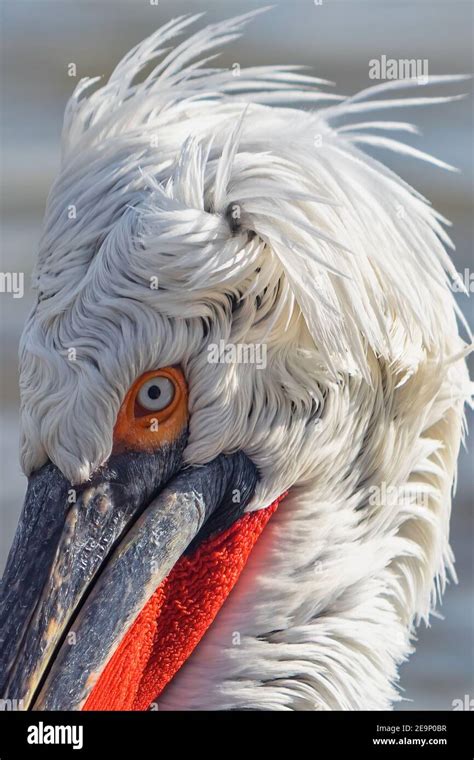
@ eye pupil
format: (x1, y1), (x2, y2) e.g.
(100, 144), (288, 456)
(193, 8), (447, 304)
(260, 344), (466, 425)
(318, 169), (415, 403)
(148, 385), (161, 400)
(136, 375), (176, 414)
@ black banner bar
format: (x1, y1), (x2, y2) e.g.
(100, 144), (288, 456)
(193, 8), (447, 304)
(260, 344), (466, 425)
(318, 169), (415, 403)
(0, 710), (472, 757)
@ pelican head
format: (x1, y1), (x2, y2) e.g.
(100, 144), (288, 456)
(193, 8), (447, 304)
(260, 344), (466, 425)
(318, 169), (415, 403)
(0, 10), (471, 711)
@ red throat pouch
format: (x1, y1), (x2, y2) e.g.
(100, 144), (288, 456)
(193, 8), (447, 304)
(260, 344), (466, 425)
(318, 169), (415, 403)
(84, 495), (284, 710)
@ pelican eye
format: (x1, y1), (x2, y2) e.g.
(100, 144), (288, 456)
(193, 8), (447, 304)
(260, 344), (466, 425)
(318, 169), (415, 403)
(114, 366), (188, 451)
(136, 376), (175, 412)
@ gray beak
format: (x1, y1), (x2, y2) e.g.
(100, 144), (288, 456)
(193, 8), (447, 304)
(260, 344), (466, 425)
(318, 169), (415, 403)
(0, 439), (257, 710)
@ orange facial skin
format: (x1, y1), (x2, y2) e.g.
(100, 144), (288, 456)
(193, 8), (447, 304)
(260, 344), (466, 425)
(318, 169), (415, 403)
(113, 367), (188, 453)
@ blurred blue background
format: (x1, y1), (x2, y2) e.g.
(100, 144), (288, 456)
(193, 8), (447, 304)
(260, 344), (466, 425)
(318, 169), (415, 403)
(0, 0), (472, 710)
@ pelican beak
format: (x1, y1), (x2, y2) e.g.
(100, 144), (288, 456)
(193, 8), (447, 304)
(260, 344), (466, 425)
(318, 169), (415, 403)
(0, 443), (257, 710)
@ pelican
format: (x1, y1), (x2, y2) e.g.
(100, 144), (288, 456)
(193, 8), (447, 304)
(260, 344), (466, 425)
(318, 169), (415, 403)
(0, 9), (471, 711)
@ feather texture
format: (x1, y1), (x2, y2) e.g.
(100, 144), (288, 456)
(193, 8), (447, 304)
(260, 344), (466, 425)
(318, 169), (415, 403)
(19, 10), (472, 709)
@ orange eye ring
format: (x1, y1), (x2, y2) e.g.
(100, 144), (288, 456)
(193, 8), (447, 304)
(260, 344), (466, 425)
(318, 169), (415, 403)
(113, 367), (188, 453)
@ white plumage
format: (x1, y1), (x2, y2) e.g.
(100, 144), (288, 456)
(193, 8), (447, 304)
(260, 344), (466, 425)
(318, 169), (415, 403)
(19, 9), (471, 709)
